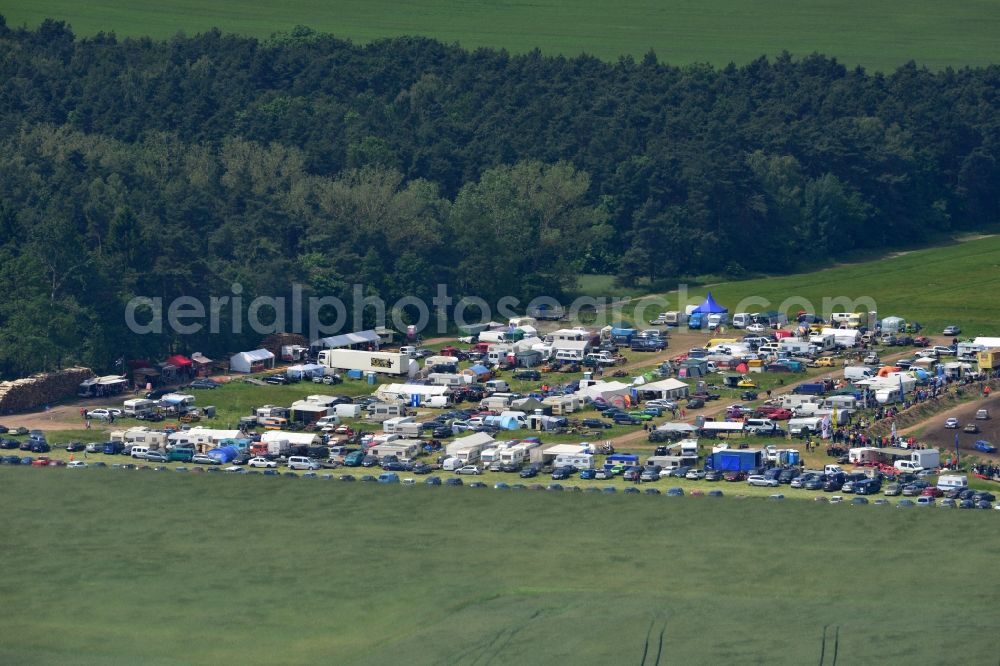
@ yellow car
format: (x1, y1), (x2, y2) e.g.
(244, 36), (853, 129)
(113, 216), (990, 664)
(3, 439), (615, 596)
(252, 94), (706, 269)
(736, 378), (758, 388)
(813, 357), (834, 367)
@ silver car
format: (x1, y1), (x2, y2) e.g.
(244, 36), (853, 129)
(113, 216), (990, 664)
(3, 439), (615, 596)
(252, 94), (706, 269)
(747, 474), (779, 487)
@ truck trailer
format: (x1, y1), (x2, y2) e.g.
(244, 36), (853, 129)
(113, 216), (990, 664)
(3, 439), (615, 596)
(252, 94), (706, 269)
(317, 349), (418, 377)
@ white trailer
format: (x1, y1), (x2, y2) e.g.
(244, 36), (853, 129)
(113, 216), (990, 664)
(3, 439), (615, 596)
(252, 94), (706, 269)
(788, 416), (824, 437)
(123, 398), (158, 417)
(317, 349), (418, 377)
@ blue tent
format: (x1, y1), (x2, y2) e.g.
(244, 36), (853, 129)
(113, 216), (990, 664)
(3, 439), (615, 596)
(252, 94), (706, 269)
(692, 292), (727, 313)
(468, 364), (490, 377)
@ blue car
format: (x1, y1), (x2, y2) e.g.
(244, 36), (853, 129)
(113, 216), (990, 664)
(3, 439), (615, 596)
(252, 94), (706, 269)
(973, 440), (997, 453)
(578, 469), (597, 480)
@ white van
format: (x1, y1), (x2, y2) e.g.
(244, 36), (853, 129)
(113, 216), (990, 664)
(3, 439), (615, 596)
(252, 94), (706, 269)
(442, 457), (462, 471)
(287, 456), (320, 470)
(130, 445), (149, 459)
(315, 415), (340, 429)
(485, 379), (510, 393)
(893, 460), (924, 474)
(744, 418), (776, 435)
(554, 349), (585, 362)
(731, 313), (751, 329)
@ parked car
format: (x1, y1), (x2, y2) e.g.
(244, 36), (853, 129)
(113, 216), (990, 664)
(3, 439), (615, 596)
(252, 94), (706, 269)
(191, 453), (221, 465)
(582, 418), (612, 429)
(188, 378), (220, 389)
(512, 370), (541, 381)
(455, 465), (482, 475)
(747, 474), (778, 487)
(143, 450), (169, 463)
(942, 325), (961, 335)
(248, 457), (277, 468)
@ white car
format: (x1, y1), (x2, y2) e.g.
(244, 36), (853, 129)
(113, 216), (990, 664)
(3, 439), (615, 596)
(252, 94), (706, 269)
(685, 469), (706, 480)
(85, 409), (112, 420)
(67, 461), (88, 468)
(454, 465), (482, 475)
(747, 474), (779, 487)
(247, 456), (277, 468)
(944, 417), (959, 429)
(746, 323), (766, 334)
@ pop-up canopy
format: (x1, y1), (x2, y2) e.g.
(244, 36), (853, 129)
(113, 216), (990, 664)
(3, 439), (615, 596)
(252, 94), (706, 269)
(692, 292), (727, 313)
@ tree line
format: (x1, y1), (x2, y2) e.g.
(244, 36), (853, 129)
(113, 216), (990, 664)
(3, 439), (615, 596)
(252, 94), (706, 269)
(0, 17), (997, 378)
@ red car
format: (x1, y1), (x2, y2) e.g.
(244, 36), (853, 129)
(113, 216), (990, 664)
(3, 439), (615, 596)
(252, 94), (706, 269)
(723, 471), (746, 482)
(31, 456), (51, 466)
(768, 408), (794, 420)
(913, 336), (930, 347)
(921, 486), (943, 498)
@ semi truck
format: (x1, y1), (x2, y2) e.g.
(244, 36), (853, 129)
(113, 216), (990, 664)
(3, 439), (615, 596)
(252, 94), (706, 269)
(317, 349), (418, 377)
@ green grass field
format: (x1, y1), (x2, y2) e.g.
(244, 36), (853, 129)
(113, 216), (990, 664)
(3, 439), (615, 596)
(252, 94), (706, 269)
(1, 468), (998, 664)
(4, 0), (1000, 71)
(617, 234), (1000, 336)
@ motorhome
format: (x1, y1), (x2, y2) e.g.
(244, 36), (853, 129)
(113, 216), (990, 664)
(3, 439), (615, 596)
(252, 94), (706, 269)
(808, 334), (836, 352)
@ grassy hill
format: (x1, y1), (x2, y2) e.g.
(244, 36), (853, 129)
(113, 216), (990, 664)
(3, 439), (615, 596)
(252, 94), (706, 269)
(3, 0), (1000, 71)
(2, 468), (998, 664)
(617, 235), (1000, 336)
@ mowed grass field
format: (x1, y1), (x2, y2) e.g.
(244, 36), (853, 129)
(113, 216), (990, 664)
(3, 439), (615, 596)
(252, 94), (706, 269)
(1, 469), (998, 664)
(4, 0), (1000, 70)
(617, 235), (1000, 336)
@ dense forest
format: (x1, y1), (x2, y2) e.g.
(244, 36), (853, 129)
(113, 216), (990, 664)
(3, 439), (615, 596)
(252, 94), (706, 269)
(0, 17), (998, 378)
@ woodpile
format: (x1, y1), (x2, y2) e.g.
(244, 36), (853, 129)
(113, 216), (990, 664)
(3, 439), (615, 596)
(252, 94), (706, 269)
(0, 367), (94, 415)
(261, 333), (309, 359)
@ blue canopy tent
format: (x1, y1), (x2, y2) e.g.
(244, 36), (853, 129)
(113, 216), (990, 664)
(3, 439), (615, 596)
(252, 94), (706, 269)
(692, 292), (727, 313)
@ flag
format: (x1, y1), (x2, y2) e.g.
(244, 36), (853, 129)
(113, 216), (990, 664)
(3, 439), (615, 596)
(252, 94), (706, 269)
(891, 420), (897, 439)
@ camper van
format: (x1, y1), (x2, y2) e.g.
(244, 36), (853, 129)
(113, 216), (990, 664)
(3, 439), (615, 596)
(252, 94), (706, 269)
(808, 334), (836, 352)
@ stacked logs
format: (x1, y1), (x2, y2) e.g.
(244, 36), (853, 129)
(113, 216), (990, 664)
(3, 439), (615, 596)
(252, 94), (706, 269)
(0, 367), (94, 415)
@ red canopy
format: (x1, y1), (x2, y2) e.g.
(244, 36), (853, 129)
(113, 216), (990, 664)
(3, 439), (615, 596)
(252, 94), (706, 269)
(165, 354), (193, 367)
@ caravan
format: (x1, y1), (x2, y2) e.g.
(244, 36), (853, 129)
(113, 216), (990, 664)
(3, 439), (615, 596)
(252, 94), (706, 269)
(788, 416), (824, 438)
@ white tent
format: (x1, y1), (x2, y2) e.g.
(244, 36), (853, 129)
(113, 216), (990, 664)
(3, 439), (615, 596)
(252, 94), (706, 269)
(880, 316), (905, 333)
(637, 378), (690, 400)
(575, 380), (631, 402)
(260, 430), (320, 446)
(229, 348), (275, 373)
(376, 383), (450, 402)
(312, 330), (381, 349)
